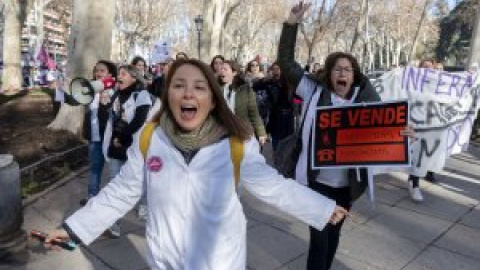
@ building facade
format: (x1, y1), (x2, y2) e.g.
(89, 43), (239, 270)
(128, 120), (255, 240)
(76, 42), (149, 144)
(21, 5), (71, 66)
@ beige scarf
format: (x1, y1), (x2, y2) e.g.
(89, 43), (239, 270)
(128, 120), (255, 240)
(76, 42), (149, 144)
(160, 113), (227, 153)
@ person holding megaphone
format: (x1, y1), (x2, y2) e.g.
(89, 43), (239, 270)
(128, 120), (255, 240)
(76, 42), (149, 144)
(75, 60), (118, 209)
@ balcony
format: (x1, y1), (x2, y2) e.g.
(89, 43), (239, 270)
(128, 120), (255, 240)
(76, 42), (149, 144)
(47, 46), (67, 56)
(44, 10), (60, 20)
(46, 35), (66, 45)
(44, 22), (65, 33)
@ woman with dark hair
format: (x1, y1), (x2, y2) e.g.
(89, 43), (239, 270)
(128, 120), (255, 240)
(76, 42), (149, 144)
(219, 60), (268, 145)
(44, 58), (348, 269)
(79, 60), (117, 207)
(244, 59), (265, 87)
(131, 55), (153, 86)
(131, 56), (147, 73)
(175, 51), (189, 60)
(210, 54), (225, 76)
(259, 62), (295, 150)
(277, 2), (415, 269)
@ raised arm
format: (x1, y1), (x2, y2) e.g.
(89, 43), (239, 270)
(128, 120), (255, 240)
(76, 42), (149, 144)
(277, 2), (313, 89)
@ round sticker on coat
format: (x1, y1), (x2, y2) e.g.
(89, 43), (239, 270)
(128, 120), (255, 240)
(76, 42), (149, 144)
(147, 156), (163, 172)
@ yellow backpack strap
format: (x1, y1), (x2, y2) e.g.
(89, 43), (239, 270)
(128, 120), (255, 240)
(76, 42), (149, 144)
(140, 121), (159, 159)
(230, 136), (244, 188)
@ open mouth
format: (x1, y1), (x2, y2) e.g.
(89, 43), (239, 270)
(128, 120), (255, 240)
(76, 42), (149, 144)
(336, 80), (347, 87)
(180, 105), (197, 120)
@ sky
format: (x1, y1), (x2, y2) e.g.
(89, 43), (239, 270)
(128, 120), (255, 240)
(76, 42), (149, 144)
(448, 0), (461, 10)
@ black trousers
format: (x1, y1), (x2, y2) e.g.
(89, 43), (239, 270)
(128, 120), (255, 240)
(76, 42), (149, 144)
(307, 181), (351, 270)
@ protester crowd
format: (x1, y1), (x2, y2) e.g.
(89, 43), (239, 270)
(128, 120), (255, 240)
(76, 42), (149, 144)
(37, 2), (480, 270)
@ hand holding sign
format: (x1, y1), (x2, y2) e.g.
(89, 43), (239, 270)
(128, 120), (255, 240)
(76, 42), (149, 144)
(400, 125), (417, 141)
(313, 100), (411, 168)
(329, 206), (350, 225)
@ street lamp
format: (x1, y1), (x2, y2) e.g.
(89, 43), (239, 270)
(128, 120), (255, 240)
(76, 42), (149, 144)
(194, 15), (204, 59)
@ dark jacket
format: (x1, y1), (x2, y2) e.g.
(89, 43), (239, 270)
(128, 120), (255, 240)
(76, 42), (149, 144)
(82, 103), (110, 142)
(62, 92), (111, 142)
(277, 22), (381, 202)
(148, 75), (165, 99)
(255, 77), (295, 139)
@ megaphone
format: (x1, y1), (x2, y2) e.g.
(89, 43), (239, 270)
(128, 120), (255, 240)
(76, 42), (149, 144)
(69, 77), (115, 105)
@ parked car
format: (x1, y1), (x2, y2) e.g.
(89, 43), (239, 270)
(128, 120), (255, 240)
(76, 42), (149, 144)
(366, 70), (386, 84)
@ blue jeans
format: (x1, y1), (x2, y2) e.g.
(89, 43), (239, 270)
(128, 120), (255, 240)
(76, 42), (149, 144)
(108, 159), (126, 180)
(87, 142), (105, 197)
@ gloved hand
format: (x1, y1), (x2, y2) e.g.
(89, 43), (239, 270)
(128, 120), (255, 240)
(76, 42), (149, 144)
(102, 77), (116, 89)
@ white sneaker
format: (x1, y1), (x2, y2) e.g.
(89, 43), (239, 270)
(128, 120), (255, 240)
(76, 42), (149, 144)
(408, 181), (424, 202)
(108, 222), (121, 238)
(137, 204), (148, 221)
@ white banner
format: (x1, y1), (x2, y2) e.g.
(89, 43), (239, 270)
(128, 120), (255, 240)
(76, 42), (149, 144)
(373, 67), (480, 176)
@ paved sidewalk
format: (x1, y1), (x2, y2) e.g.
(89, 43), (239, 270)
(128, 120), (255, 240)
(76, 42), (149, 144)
(2, 144), (480, 270)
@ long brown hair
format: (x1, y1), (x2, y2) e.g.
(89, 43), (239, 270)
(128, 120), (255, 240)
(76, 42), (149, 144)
(152, 59), (253, 141)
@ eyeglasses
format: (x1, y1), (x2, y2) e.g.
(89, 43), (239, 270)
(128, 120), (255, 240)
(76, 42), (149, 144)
(333, 67), (353, 74)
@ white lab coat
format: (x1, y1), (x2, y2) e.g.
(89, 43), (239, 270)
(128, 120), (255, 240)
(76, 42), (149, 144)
(66, 127), (336, 270)
(102, 89), (152, 161)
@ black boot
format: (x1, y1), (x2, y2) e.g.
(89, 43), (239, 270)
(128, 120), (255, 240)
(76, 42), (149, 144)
(424, 171), (437, 183)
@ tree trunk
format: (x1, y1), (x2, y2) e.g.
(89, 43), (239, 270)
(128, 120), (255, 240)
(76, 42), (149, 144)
(386, 37), (391, 67)
(202, 0), (240, 61)
(349, 0), (367, 53)
(379, 37), (384, 68)
(48, 0), (114, 135)
(307, 42), (314, 65)
(468, 9), (480, 67)
(2, 0), (29, 92)
(409, 0), (432, 60)
(361, 0), (370, 71)
(394, 41), (402, 65)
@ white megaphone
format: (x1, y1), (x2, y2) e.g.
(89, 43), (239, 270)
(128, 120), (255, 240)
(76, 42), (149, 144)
(69, 77), (115, 105)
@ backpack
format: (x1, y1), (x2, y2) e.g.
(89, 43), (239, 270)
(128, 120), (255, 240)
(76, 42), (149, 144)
(139, 122), (244, 188)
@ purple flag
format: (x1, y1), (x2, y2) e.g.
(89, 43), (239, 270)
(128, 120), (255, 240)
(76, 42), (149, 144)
(36, 43), (48, 66)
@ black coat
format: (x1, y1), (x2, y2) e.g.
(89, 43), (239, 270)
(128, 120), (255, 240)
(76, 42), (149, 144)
(148, 76), (165, 99)
(82, 103), (110, 142)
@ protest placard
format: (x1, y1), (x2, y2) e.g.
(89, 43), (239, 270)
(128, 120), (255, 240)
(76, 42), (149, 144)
(312, 100), (410, 168)
(151, 40), (172, 64)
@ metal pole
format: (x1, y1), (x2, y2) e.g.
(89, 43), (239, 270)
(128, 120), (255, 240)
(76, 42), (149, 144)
(197, 31), (201, 59)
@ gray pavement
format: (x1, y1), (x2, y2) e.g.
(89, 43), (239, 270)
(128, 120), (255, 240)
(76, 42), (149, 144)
(2, 143), (480, 270)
